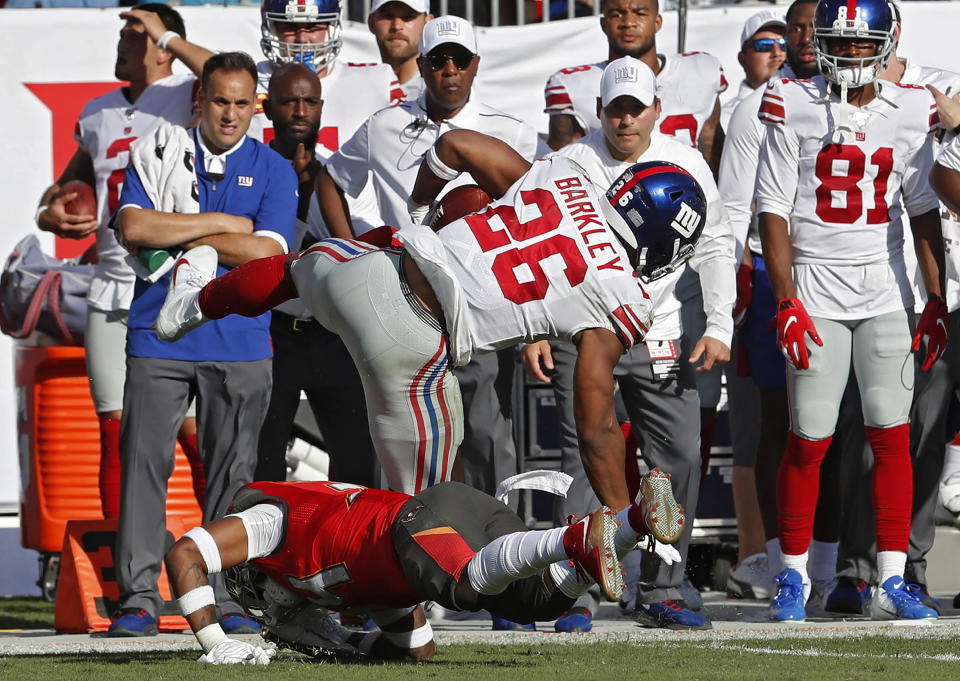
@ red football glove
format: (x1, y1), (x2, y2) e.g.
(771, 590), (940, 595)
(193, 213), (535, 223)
(912, 294), (949, 372)
(732, 262), (754, 328)
(776, 298), (822, 370)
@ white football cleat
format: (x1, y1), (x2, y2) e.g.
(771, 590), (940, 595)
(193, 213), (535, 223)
(154, 245), (218, 342)
(639, 468), (685, 544)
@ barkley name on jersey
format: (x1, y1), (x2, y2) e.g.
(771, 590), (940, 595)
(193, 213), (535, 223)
(399, 157), (653, 366)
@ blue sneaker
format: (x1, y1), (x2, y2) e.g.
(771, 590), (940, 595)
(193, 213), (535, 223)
(107, 608), (158, 637)
(220, 613), (262, 634)
(554, 607), (592, 633)
(825, 577), (872, 614)
(491, 615), (535, 631)
(870, 577), (938, 620)
(634, 600), (712, 630)
(769, 569), (807, 622)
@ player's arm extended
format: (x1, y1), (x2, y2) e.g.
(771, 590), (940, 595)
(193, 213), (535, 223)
(410, 130), (531, 207)
(571, 327), (631, 511)
(316, 166), (357, 239)
(755, 118), (801, 300)
(120, 8), (214, 77)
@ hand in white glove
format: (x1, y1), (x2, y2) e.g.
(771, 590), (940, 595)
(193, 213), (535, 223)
(196, 638), (276, 665)
(651, 538), (682, 565)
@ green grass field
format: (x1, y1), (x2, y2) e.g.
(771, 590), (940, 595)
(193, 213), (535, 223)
(3, 598), (958, 681)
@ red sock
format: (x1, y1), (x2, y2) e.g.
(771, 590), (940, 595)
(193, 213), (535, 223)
(622, 422), (642, 501)
(197, 253), (297, 319)
(98, 416), (122, 519)
(699, 419), (716, 490)
(865, 424), (912, 552)
(177, 430), (206, 508)
(777, 430), (832, 555)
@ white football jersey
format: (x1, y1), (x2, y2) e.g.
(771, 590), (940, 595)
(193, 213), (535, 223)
(250, 59), (403, 233)
(896, 58), (960, 312)
(937, 134), (960, 311)
(75, 73), (198, 311)
(400, 157), (654, 366)
(543, 52), (727, 147)
(553, 131), (736, 346)
(756, 76), (940, 318)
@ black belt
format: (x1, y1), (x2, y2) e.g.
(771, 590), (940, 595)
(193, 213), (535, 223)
(272, 310), (323, 332)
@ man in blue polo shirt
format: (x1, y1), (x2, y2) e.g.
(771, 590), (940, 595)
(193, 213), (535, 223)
(107, 51), (298, 637)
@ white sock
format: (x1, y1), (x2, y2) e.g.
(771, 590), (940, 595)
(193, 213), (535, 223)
(467, 527), (568, 595)
(939, 441), (960, 484)
(876, 550), (907, 586)
(615, 506), (640, 556)
(808, 540), (838, 583)
(548, 561), (592, 599)
(766, 537), (782, 577)
(780, 551), (809, 585)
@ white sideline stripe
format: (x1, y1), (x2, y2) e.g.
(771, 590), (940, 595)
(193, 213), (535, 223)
(705, 643), (960, 663)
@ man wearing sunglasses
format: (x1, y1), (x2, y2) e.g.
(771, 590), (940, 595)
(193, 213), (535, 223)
(317, 18), (545, 628)
(720, 10), (786, 131)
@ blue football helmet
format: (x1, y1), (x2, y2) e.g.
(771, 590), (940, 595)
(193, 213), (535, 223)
(601, 161), (707, 283)
(813, 0), (895, 88)
(261, 0), (342, 72)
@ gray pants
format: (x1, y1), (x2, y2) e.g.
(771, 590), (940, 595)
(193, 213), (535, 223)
(838, 309), (960, 585)
(116, 356), (272, 617)
(453, 349), (519, 499)
(549, 336), (701, 603)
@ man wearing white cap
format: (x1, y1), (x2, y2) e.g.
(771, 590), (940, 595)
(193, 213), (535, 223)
(524, 57), (735, 631)
(318, 17), (546, 588)
(368, 0), (433, 102)
(720, 9), (786, 130)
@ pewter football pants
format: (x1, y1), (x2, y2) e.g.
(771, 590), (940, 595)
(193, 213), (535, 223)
(788, 309), (914, 440)
(290, 241), (463, 494)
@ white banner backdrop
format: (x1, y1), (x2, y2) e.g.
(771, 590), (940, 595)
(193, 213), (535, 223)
(0, 3), (958, 508)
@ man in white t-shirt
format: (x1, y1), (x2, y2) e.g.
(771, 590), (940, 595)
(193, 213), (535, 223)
(524, 58), (735, 631)
(320, 16), (544, 523)
(367, 0), (432, 102)
(33, 3), (208, 520)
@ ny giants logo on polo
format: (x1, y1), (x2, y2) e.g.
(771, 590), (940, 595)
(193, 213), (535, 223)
(237, 175), (254, 187)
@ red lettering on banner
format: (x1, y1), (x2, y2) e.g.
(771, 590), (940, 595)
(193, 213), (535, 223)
(26, 81), (120, 257)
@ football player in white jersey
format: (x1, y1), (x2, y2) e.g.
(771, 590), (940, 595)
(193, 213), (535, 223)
(152, 130), (706, 560)
(524, 58), (735, 631)
(367, 0), (432, 102)
(829, 1), (960, 613)
(756, 0), (945, 622)
(543, 0), (727, 175)
(33, 4), (207, 520)
(320, 17), (544, 532)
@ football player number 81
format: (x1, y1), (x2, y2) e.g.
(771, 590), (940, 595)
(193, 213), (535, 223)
(814, 144), (894, 224)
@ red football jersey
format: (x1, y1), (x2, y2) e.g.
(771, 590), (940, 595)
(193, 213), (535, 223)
(244, 481), (422, 610)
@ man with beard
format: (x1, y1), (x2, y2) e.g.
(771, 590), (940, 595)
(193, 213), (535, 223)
(255, 63), (379, 487)
(368, 0), (432, 102)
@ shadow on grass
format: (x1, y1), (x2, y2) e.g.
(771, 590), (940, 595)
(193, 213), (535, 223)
(0, 598), (55, 630)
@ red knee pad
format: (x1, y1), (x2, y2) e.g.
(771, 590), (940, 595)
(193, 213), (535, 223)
(776, 430), (832, 555)
(865, 424), (912, 552)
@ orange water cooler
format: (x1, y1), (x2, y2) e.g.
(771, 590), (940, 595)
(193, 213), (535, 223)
(16, 345), (202, 631)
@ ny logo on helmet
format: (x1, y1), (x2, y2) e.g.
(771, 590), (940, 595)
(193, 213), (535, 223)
(671, 202), (701, 238)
